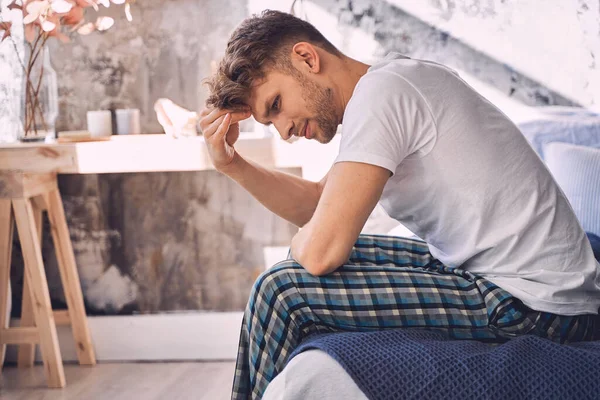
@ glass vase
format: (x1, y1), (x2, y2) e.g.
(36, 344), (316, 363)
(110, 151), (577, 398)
(21, 46), (58, 143)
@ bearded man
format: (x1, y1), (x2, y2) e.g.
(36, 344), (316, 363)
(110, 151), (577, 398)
(189, 10), (600, 400)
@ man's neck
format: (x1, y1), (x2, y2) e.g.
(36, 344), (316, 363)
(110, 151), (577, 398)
(333, 56), (370, 124)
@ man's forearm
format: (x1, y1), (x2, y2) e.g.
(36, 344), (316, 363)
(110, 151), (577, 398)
(219, 151), (322, 227)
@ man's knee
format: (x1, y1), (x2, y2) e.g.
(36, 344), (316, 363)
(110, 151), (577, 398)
(249, 260), (302, 307)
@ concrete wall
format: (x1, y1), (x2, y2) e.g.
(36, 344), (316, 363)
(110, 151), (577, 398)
(9, 170), (299, 315)
(51, 0), (247, 134)
(6, 0), (300, 316)
(388, 0), (600, 110)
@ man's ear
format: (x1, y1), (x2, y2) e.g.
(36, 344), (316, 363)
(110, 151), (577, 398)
(291, 42), (321, 74)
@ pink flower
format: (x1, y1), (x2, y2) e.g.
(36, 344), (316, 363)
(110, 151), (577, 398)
(62, 4), (84, 26)
(16, 0), (132, 42)
(77, 15), (113, 35)
(23, 0), (73, 25)
(73, 0), (97, 7)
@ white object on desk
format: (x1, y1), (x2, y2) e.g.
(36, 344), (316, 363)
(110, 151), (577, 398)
(86, 110), (112, 137)
(116, 109), (141, 135)
(154, 98), (197, 138)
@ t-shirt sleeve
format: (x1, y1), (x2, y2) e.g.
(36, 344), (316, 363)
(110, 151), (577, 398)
(335, 70), (437, 175)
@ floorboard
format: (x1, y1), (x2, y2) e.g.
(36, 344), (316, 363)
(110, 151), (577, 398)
(0, 361), (236, 400)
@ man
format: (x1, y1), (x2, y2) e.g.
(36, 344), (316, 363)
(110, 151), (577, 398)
(196, 10), (600, 400)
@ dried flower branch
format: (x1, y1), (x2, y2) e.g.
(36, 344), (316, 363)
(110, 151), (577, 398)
(0, 0), (134, 138)
(0, 21), (11, 41)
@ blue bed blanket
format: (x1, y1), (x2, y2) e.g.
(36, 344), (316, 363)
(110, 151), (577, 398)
(290, 329), (600, 400)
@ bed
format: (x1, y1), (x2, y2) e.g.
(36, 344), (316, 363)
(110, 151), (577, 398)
(263, 107), (600, 400)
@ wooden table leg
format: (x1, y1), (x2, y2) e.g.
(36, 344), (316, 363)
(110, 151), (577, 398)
(13, 197), (65, 388)
(0, 199), (14, 368)
(17, 203), (42, 368)
(45, 189), (96, 366)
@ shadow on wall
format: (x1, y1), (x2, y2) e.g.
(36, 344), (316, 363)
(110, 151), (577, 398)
(306, 0), (584, 108)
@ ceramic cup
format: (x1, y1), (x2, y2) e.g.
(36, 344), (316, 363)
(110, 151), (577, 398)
(86, 110), (113, 137)
(115, 108), (141, 135)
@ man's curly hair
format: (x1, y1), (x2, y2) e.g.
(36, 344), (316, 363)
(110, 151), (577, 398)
(205, 10), (341, 110)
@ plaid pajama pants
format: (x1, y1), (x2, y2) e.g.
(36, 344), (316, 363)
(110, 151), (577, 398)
(232, 234), (600, 399)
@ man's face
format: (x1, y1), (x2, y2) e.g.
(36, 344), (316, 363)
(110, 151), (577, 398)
(249, 68), (339, 144)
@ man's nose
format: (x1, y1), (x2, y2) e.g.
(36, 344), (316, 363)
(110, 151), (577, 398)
(273, 118), (294, 140)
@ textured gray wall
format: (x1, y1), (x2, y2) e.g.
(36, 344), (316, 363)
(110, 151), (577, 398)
(51, 0), (246, 133)
(310, 0), (592, 107)
(10, 171), (299, 315)
(6, 0), (302, 316)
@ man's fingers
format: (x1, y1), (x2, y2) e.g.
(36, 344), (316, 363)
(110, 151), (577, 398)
(230, 110), (251, 124)
(204, 115), (226, 138)
(200, 108), (251, 130)
(207, 107), (227, 121)
(215, 113), (232, 140)
(199, 109), (223, 132)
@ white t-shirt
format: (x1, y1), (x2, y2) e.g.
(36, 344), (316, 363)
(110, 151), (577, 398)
(335, 53), (600, 316)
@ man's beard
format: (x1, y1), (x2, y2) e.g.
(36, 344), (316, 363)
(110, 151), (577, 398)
(298, 75), (339, 143)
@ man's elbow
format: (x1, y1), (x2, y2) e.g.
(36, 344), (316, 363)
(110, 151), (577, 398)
(296, 249), (348, 277)
(304, 261), (335, 277)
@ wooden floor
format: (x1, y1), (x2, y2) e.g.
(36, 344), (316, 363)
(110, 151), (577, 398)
(0, 361), (236, 400)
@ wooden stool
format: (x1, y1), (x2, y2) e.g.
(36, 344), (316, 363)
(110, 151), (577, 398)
(0, 171), (96, 388)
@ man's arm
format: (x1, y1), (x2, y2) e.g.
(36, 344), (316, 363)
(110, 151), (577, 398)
(291, 161), (391, 276)
(197, 106), (329, 227)
(220, 152), (328, 227)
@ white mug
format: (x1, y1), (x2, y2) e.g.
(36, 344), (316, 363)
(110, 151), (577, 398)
(86, 110), (112, 137)
(115, 108), (141, 135)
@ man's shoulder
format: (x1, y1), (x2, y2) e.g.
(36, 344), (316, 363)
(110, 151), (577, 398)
(350, 66), (417, 110)
(354, 56), (454, 100)
(347, 61), (435, 118)
(369, 54), (457, 79)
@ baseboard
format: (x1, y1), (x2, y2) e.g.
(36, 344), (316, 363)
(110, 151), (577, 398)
(5, 312), (244, 363)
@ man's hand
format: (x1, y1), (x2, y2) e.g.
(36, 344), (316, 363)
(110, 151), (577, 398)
(198, 107), (251, 171)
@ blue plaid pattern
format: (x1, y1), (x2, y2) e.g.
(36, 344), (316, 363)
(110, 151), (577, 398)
(232, 234), (600, 399)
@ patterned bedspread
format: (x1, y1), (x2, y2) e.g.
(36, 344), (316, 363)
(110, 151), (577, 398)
(291, 329), (600, 400)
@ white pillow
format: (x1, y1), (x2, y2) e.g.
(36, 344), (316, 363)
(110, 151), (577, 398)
(544, 142), (600, 237)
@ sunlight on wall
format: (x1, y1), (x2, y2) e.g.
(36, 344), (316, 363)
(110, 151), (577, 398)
(388, 0), (600, 111)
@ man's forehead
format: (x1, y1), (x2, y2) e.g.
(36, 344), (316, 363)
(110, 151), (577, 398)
(248, 74), (278, 117)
